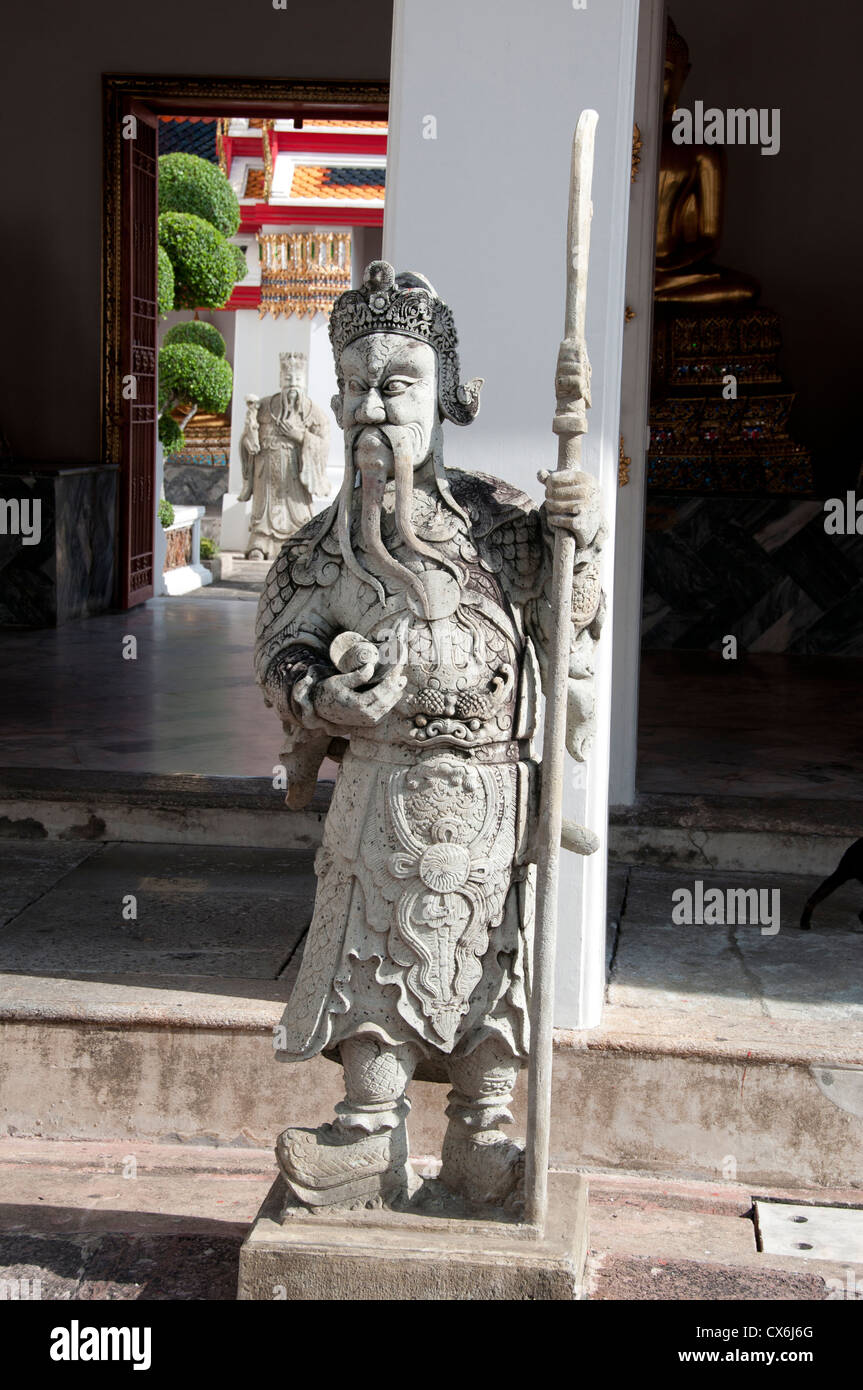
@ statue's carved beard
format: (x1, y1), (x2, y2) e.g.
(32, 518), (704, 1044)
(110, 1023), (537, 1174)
(336, 422), (461, 620)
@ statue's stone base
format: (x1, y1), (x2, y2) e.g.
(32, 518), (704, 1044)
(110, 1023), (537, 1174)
(237, 1173), (588, 1301)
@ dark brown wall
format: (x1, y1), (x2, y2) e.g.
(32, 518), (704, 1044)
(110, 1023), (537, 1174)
(0, 0), (392, 463)
(672, 0), (863, 486)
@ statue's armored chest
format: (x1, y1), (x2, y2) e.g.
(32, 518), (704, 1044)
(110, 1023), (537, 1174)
(357, 572), (524, 753)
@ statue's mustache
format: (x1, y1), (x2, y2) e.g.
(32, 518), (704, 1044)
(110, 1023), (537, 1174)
(348, 422), (425, 463)
(334, 421), (459, 618)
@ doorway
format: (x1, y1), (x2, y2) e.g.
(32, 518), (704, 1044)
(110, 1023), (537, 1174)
(102, 75), (388, 610)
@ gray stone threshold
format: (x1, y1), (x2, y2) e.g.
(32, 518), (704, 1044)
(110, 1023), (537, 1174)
(2, 768), (860, 872)
(610, 792), (861, 875)
(3, 971), (861, 1188)
(0, 768), (331, 850)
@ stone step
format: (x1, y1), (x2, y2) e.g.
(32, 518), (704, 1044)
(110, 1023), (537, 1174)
(2, 838), (862, 1191)
(0, 768), (330, 851)
(217, 554), (270, 583)
(3, 966), (861, 1191)
(611, 792), (861, 875)
(5, 770), (860, 878)
(0, 1138), (858, 1301)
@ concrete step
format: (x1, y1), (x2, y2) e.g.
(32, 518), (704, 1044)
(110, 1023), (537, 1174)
(216, 554), (270, 584)
(4, 769), (859, 878)
(3, 966), (861, 1190)
(2, 842), (862, 1190)
(611, 792), (861, 875)
(0, 768), (330, 850)
(0, 1138), (858, 1301)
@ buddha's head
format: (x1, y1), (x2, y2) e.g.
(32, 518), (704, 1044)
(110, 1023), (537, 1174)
(663, 16), (691, 119)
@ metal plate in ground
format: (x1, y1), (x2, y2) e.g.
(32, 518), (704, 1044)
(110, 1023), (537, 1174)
(754, 1200), (863, 1262)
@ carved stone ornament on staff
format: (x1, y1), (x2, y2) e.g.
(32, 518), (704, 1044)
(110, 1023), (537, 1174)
(258, 232), (352, 319)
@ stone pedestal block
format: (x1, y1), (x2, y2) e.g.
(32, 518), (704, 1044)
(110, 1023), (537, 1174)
(237, 1173), (588, 1301)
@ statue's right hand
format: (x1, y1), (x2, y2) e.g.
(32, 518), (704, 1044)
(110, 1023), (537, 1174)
(311, 663), (407, 729)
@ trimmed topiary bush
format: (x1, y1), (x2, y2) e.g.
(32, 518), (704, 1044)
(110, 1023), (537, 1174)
(158, 413), (185, 456)
(158, 212), (238, 310)
(231, 243), (249, 282)
(157, 498), (175, 528)
(163, 319), (226, 358)
(158, 342), (233, 417)
(158, 152), (240, 238)
(157, 245), (175, 317)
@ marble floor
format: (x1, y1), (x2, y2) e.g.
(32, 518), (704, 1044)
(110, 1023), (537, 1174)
(0, 599), (860, 800)
(0, 598), (276, 778)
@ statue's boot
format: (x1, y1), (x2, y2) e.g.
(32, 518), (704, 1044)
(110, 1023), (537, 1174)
(276, 1117), (411, 1208)
(277, 1037), (421, 1209)
(439, 1120), (525, 1208)
(439, 1038), (525, 1208)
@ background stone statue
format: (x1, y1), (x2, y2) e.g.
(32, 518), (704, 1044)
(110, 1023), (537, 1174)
(238, 351), (331, 560)
(254, 263), (604, 1214)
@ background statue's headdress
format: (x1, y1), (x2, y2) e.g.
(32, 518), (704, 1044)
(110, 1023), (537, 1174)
(328, 260), (483, 425)
(279, 350), (307, 373)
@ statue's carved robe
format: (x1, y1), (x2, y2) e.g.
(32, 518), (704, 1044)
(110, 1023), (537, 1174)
(241, 391), (331, 557)
(254, 469), (604, 1075)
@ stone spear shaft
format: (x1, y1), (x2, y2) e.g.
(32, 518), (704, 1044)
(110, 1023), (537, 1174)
(524, 109), (599, 1232)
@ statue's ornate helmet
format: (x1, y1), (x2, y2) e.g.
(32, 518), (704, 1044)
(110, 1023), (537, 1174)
(328, 260), (482, 425)
(279, 351), (307, 378)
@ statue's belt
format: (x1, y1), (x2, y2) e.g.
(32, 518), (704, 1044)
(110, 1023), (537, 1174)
(346, 736), (526, 766)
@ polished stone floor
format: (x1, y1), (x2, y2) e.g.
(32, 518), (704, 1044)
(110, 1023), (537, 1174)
(0, 599), (860, 799)
(0, 598), (275, 777)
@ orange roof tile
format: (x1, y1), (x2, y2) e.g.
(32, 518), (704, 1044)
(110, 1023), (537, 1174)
(290, 166), (384, 200)
(244, 168), (267, 198)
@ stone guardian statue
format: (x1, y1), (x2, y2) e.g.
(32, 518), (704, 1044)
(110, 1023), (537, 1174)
(254, 262), (605, 1212)
(239, 351), (331, 559)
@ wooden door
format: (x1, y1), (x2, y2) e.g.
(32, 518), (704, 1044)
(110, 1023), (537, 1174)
(119, 99), (159, 607)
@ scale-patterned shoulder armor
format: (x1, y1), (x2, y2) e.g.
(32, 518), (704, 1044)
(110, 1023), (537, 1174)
(255, 507), (340, 637)
(448, 469), (548, 604)
(254, 504), (343, 683)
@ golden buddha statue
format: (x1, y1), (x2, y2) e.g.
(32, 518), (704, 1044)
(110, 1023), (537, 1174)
(655, 18), (759, 307)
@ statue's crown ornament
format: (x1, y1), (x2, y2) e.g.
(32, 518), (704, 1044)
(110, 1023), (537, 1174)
(329, 260), (483, 425)
(280, 350), (307, 369)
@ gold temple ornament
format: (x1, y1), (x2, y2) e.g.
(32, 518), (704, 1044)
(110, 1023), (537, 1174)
(262, 120), (275, 201)
(631, 123), (643, 183)
(257, 232), (352, 319)
(618, 435), (631, 487)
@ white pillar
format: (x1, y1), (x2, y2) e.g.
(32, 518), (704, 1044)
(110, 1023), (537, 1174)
(610, 0), (665, 806)
(385, 0), (640, 1027)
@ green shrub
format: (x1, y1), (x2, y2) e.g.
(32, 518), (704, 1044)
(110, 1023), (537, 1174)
(158, 413), (185, 456)
(159, 211), (238, 310)
(231, 243), (248, 282)
(158, 342), (233, 415)
(157, 246), (175, 317)
(163, 319), (226, 358)
(157, 498), (175, 528)
(199, 536), (217, 560)
(158, 152), (240, 238)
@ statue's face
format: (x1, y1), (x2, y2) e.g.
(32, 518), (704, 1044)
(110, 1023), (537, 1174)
(280, 361), (305, 392)
(337, 334), (438, 475)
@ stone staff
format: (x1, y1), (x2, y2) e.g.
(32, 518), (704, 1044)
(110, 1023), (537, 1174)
(524, 110), (599, 1231)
